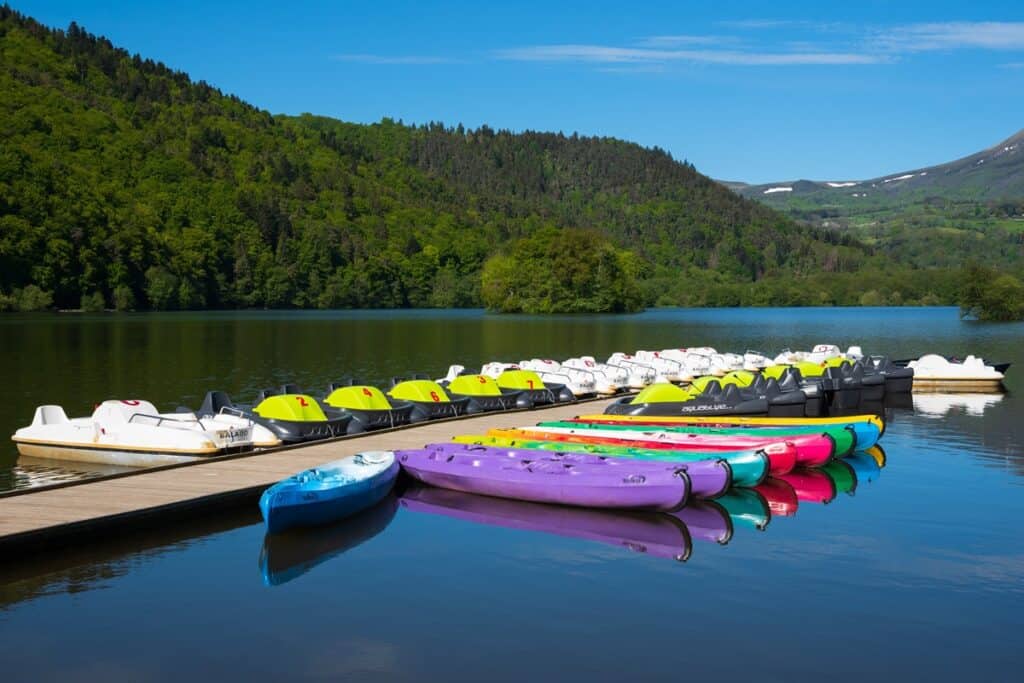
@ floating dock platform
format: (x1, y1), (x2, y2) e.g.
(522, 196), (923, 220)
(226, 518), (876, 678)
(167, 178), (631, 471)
(0, 398), (615, 553)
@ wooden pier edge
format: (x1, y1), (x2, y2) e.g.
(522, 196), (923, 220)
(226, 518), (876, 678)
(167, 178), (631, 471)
(0, 397), (616, 556)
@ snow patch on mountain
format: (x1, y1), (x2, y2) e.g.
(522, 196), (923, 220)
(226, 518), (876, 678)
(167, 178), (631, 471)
(763, 187), (793, 194)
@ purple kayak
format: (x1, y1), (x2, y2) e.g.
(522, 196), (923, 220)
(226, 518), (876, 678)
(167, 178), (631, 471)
(400, 484), (692, 561)
(419, 443), (731, 499)
(395, 448), (691, 510)
(672, 501), (733, 545)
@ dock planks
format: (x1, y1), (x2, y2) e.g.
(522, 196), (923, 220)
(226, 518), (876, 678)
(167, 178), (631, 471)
(0, 399), (614, 552)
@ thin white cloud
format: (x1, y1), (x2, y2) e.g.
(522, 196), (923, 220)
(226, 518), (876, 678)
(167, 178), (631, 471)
(1000, 61), (1024, 68)
(638, 34), (734, 47)
(330, 54), (459, 65)
(495, 44), (887, 66)
(874, 22), (1024, 51)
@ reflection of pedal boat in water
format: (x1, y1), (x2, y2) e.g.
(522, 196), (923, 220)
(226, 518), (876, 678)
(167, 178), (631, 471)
(753, 478), (799, 517)
(259, 494), (399, 586)
(716, 488), (771, 531)
(399, 484), (693, 562)
(191, 390), (348, 444)
(11, 399), (274, 467)
(670, 500), (733, 544)
(912, 392), (1005, 417)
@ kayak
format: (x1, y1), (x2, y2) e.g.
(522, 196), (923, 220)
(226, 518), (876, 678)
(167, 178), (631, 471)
(395, 447), (691, 510)
(451, 434), (770, 487)
(754, 478), (799, 517)
(423, 442), (731, 499)
(547, 419), (858, 457)
(482, 428), (798, 476)
(258, 494), (398, 585)
(716, 488), (771, 531)
(671, 500), (733, 545)
(776, 468), (837, 504)
(259, 451), (400, 533)
(400, 484), (693, 562)
(495, 425), (836, 468)
(577, 412), (885, 445)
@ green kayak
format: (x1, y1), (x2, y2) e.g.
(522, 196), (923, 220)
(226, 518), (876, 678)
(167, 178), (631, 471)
(821, 459), (857, 495)
(537, 420), (857, 458)
(716, 488), (771, 531)
(450, 434), (769, 488)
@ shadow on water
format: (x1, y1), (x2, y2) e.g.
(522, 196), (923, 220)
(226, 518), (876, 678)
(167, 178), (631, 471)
(0, 507), (261, 612)
(259, 494), (400, 586)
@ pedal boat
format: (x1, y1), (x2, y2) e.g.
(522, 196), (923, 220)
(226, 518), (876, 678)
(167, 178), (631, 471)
(906, 354), (1006, 392)
(12, 399), (264, 467)
(481, 365), (575, 405)
(323, 382), (415, 434)
(387, 377), (470, 422)
(438, 366), (524, 413)
(195, 390), (350, 444)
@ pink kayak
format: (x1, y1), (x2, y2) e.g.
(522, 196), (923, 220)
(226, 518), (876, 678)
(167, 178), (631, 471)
(776, 469), (836, 505)
(496, 425), (835, 468)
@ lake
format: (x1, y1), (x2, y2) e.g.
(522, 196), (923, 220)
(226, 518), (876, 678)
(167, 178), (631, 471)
(1, 307), (1022, 681)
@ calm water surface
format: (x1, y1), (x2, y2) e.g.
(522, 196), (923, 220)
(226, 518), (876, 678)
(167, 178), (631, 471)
(0, 307), (1022, 681)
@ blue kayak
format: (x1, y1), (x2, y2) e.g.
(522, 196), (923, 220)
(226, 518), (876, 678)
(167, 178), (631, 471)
(260, 451), (399, 533)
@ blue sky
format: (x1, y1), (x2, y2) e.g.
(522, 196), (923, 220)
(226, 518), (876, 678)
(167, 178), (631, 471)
(13, 0), (1024, 182)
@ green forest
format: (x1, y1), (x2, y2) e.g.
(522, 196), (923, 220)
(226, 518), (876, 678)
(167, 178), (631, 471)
(0, 7), (1020, 315)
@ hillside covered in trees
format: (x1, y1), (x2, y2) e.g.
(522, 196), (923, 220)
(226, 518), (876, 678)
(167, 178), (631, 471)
(0, 7), (979, 312)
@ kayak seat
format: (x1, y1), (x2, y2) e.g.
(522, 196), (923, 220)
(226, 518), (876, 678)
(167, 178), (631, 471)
(200, 391), (235, 416)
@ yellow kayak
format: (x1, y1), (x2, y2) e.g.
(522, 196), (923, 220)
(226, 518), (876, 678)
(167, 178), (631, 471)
(576, 412), (885, 438)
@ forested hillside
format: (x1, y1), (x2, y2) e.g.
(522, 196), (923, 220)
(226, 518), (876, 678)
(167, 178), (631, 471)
(0, 7), (881, 312)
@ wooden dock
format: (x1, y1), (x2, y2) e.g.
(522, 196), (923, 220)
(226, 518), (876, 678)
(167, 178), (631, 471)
(0, 398), (614, 553)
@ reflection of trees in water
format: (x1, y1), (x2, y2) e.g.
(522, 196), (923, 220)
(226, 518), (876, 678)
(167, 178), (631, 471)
(0, 508), (259, 611)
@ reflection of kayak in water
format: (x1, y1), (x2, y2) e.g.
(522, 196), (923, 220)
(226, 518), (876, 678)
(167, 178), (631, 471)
(400, 484), (693, 562)
(776, 468), (837, 504)
(259, 494), (398, 586)
(753, 478), (799, 518)
(821, 459), (857, 495)
(670, 500), (734, 544)
(845, 453), (882, 485)
(715, 488), (771, 531)
(864, 445), (887, 469)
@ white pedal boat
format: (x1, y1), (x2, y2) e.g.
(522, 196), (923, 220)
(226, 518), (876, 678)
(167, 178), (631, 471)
(11, 399), (279, 467)
(518, 359), (597, 397)
(632, 351), (686, 383)
(908, 355), (1005, 392)
(605, 353), (667, 387)
(562, 357), (625, 395)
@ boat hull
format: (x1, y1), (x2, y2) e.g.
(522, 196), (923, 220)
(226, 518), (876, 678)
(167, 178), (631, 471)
(13, 441), (213, 467)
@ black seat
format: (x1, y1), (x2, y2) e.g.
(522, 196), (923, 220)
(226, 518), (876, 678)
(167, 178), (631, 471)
(200, 390), (235, 415)
(721, 384), (743, 404)
(327, 378), (357, 392)
(762, 378), (781, 398)
(777, 372), (800, 393)
(255, 388), (279, 403)
(281, 383), (303, 395)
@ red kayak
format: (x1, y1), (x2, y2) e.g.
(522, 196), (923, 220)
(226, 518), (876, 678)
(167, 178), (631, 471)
(496, 426), (834, 468)
(754, 478), (799, 517)
(775, 469), (836, 505)
(488, 427), (798, 475)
